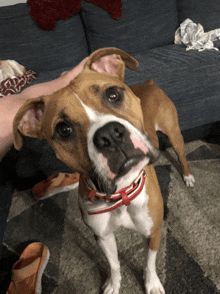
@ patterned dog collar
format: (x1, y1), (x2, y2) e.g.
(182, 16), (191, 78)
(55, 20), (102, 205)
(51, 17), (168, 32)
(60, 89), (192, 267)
(80, 170), (146, 215)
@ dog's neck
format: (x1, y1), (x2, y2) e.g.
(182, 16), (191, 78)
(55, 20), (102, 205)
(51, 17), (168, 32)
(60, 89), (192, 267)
(80, 170), (146, 203)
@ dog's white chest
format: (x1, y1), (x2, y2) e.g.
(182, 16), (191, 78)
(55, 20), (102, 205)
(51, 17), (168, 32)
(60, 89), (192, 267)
(79, 186), (154, 238)
(113, 189), (153, 234)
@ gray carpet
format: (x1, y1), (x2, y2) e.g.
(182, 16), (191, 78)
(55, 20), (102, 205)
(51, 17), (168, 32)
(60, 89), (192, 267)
(1, 137), (220, 294)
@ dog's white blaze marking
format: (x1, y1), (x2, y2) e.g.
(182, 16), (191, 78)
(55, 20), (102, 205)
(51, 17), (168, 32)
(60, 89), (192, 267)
(82, 103), (98, 122)
(74, 92), (99, 122)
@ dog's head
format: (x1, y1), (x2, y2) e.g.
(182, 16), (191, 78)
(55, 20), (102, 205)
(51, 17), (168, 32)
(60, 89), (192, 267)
(13, 48), (159, 194)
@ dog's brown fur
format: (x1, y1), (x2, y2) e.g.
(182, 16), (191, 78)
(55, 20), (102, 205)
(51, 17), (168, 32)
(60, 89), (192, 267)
(13, 48), (194, 293)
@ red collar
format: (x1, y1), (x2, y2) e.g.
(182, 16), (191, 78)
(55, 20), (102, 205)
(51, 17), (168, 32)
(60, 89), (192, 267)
(79, 170), (146, 215)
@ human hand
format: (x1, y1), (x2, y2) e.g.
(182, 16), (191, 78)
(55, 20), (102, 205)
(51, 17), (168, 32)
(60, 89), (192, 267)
(61, 56), (89, 79)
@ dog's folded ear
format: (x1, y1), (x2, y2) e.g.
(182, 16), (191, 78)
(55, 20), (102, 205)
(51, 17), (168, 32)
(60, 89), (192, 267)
(84, 47), (139, 81)
(13, 96), (46, 150)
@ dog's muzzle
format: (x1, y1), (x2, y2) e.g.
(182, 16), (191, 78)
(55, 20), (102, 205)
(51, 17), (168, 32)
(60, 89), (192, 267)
(92, 121), (158, 182)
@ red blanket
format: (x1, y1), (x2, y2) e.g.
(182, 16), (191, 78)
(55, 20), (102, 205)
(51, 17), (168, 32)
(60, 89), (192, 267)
(28, 0), (122, 30)
(0, 70), (37, 98)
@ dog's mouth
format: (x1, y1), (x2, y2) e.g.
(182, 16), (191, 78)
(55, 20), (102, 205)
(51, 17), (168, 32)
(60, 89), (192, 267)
(89, 121), (160, 194)
(90, 170), (117, 195)
(89, 151), (158, 195)
(117, 155), (146, 178)
(89, 157), (141, 195)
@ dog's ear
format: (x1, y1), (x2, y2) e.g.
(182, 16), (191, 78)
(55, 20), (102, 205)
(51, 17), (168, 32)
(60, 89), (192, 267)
(13, 96), (46, 150)
(84, 47), (139, 81)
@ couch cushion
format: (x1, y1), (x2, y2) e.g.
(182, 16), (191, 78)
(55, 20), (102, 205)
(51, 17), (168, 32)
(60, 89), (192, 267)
(0, 3), (88, 73)
(177, 0), (220, 31)
(123, 45), (220, 131)
(81, 0), (178, 54)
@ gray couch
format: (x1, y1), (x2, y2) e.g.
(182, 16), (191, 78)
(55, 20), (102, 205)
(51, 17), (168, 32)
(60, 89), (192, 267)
(1, 0), (220, 185)
(1, 0), (220, 137)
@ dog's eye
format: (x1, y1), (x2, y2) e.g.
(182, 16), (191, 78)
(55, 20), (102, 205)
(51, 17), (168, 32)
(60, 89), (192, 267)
(105, 87), (124, 103)
(56, 122), (72, 138)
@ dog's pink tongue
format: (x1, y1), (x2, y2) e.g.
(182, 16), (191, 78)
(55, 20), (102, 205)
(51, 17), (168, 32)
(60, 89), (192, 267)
(130, 132), (149, 154)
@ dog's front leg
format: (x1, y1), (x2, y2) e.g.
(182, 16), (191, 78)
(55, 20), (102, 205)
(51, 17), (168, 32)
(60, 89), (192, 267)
(97, 233), (121, 294)
(143, 229), (165, 294)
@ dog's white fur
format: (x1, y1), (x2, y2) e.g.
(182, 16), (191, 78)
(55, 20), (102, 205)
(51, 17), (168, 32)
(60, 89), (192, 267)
(79, 184), (164, 294)
(79, 105), (165, 293)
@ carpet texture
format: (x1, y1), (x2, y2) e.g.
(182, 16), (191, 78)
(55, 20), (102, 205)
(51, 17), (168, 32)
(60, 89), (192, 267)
(1, 137), (220, 294)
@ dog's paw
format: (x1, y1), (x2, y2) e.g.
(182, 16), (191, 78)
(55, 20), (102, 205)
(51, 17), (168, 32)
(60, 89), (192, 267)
(146, 283), (165, 294)
(183, 174), (195, 187)
(148, 289), (165, 294)
(102, 276), (121, 294)
(145, 272), (165, 294)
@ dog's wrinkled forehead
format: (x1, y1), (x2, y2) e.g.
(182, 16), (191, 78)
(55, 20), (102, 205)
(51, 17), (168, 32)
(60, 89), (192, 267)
(68, 73), (144, 132)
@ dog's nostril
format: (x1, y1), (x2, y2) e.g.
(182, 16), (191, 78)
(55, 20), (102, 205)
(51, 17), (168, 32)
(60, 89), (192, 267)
(101, 136), (111, 147)
(114, 127), (123, 138)
(94, 134), (113, 150)
(93, 122), (126, 151)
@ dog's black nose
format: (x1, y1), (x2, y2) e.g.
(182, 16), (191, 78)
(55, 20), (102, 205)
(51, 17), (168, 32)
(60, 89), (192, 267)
(93, 122), (126, 151)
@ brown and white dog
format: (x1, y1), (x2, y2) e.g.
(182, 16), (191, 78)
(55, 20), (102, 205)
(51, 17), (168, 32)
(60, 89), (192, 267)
(13, 48), (195, 294)
(0, 59), (26, 82)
